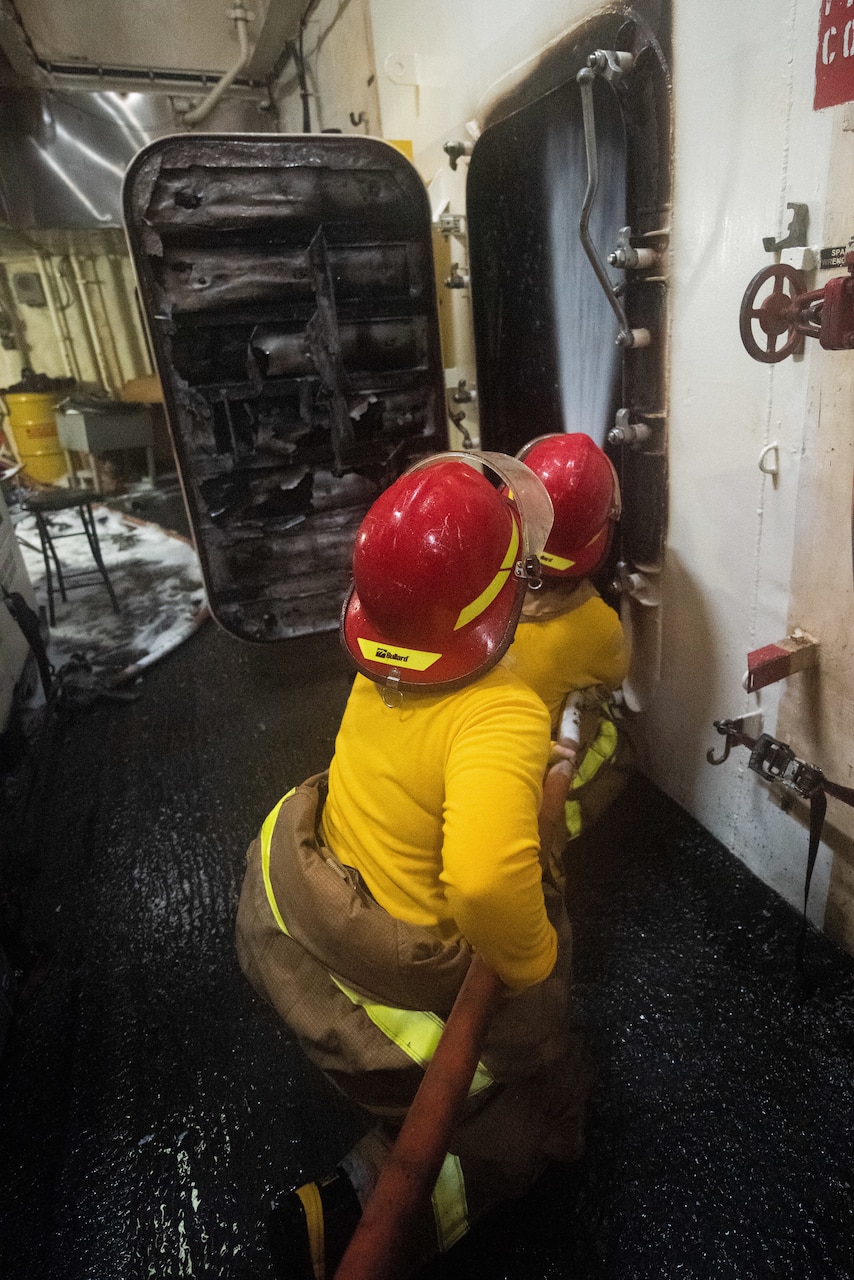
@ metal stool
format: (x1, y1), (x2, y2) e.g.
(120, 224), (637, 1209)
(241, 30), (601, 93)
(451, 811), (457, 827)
(23, 490), (120, 627)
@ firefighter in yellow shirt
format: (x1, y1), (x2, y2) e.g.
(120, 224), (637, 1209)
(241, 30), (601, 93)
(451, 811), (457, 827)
(502, 434), (632, 882)
(236, 452), (593, 1279)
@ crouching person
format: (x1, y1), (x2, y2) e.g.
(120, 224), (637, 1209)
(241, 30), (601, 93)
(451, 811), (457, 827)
(236, 453), (594, 1279)
(503, 433), (632, 886)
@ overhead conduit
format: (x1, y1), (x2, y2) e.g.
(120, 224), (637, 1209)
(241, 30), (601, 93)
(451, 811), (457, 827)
(182, 2), (255, 127)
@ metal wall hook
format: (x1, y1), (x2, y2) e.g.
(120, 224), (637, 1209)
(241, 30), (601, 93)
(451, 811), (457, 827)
(706, 736), (733, 766)
(758, 442), (779, 476)
(707, 713), (764, 765)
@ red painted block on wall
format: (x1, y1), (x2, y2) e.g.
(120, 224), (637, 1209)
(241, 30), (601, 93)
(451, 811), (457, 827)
(745, 634), (820, 694)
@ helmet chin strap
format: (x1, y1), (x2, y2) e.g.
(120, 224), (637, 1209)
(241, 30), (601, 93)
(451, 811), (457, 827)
(520, 555), (544, 590)
(381, 668), (404, 707)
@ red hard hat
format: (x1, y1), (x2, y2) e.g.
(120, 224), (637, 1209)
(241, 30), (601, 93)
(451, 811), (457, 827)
(517, 433), (620, 578)
(342, 455), (544, 691)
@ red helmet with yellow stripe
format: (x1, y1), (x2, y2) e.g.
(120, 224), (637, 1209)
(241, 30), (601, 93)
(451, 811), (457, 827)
(517, 433), (620, 579)
(342, 452), (553, 691)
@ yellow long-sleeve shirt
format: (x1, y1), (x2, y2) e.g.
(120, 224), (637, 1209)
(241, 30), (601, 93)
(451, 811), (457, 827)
(320, 667), (555, 991)
(502, 580), (629, 731)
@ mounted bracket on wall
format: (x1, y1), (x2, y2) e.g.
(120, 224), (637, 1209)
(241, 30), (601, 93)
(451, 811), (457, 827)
(762, 202), (809, 253)
(742, 630), (819, 694)
(444, 264), (469, 290)
(739, 249), (854, 361)
(758, 441), (779, 477)
(384, 53), (421, 86)
(443, 140), (473, 171)
(435, 212), (466, 238)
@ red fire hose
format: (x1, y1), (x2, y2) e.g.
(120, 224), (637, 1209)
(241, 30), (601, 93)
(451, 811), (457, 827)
(333, 953), (504, 1280)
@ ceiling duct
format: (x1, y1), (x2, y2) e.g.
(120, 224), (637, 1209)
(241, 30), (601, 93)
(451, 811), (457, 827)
(0, 86), (276, 229)
(0, 0), (292, 230)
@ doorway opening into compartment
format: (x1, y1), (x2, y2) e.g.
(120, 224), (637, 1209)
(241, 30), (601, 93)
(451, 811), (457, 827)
(467, 9), (671, 575)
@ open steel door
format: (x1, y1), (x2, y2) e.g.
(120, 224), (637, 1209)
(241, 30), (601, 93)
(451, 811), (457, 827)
(123, 134), (446, 642)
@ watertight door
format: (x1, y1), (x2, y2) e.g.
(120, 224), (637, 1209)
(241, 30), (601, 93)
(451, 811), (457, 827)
(123, 134), (445, 643)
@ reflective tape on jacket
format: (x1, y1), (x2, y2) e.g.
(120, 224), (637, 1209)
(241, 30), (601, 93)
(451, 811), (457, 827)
(260, 791), (494, 1098)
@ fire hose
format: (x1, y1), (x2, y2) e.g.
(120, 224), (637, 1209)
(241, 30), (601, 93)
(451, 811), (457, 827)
(333, 953), (504, 1280)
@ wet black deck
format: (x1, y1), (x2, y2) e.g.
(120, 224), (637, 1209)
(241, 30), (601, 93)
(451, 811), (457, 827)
(2, 618), (854, 1279)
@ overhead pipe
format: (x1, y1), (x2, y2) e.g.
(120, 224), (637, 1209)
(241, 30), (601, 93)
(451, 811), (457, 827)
(289, 0), (324, 133)
(334, 954), (504, 1280)
(182, 3), (254, 127)
(68, 254), (118, 395)
(90, 254), (134, 391)
(34, 255), (76, 382)
(0, 264), (31, 365)
(46, 256), (85, 384)
(78, 253), (126, 392)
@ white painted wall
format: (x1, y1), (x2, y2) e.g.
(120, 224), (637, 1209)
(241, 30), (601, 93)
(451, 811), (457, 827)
(644, 0), (843, 926)
(274, 0), (381, 136)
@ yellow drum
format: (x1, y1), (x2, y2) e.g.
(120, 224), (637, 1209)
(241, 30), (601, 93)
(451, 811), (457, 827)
(2, 392), (68, 484)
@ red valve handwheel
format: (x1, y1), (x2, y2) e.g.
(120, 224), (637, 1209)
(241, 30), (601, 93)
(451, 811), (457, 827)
(739, 264), (807, 364)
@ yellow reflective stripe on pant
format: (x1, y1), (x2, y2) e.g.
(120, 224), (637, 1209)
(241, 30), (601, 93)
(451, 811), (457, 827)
(565, 717), (618, 839)
(260, 792), (494, 1098)
(260, 790), (294, 935)
(330, 974), (493, 1096)
(432, 1153), (469, 1251)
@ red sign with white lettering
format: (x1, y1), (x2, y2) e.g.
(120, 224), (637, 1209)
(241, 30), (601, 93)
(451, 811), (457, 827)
(815, 0), (854, 110)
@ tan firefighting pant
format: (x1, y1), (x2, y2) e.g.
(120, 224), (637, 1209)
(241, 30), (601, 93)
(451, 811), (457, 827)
(236, 773), (593, 1269)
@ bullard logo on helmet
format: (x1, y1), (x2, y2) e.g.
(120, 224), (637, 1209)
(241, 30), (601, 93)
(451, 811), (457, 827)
(376, 647), (409, 663)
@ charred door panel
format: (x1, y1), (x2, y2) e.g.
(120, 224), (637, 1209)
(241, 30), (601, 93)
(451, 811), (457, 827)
(123, 135), (446, 642)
